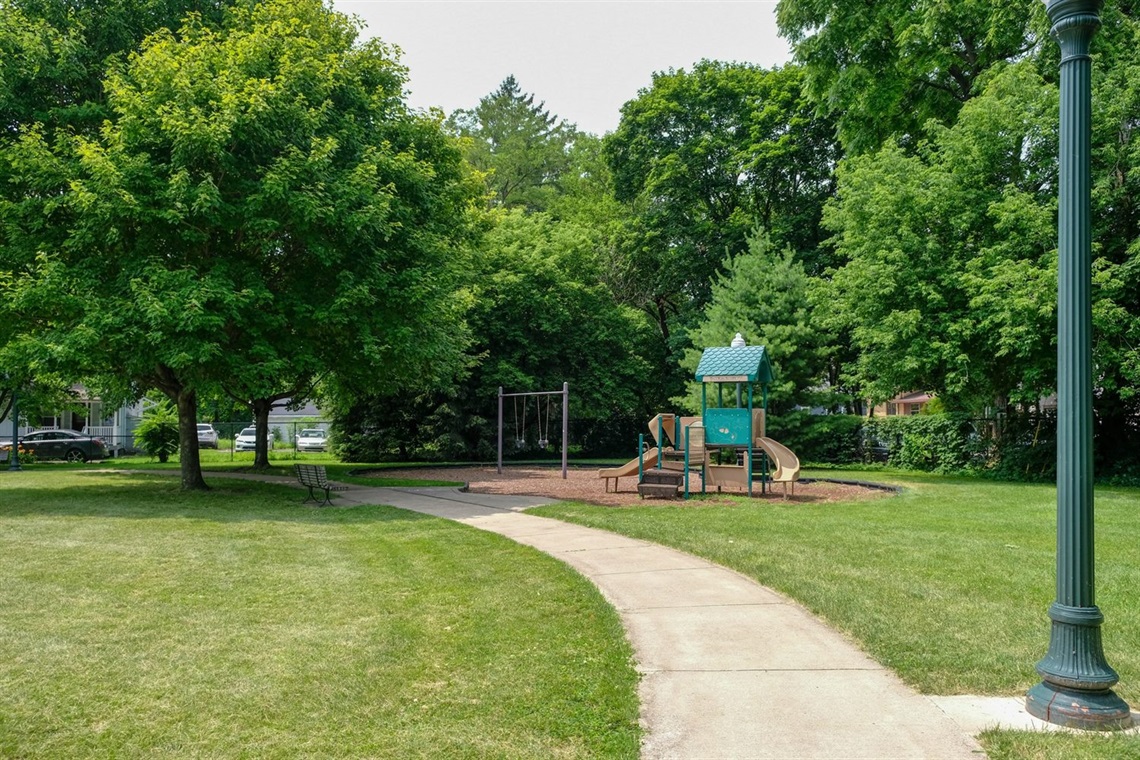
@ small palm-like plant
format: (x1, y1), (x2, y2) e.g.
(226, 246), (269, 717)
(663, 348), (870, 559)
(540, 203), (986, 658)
(133, 402), (180, 463)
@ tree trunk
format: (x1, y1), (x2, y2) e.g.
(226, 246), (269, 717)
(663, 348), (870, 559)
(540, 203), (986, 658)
(251, 398), (273, 470)
(154, 365), (208, 491)
(174, 389), (208, 490)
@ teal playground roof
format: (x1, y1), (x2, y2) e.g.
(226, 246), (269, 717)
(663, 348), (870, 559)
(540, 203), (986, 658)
(694, 345), (774, 384)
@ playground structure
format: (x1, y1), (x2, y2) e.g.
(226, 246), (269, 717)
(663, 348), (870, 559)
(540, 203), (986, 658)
(497, 384), (568, 478)
(598, 336), (800, 499)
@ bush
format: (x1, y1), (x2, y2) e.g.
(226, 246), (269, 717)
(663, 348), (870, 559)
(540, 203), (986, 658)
(766, 412), (863, 464)
(133, 401), (180, 463)
(862, 414), (984, 473)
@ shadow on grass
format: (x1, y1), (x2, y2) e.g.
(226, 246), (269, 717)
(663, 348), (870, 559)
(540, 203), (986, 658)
(0, 471), (437, 526)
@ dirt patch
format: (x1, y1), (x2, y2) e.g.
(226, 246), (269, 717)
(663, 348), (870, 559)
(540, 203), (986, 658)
(360, 465), (892, 507)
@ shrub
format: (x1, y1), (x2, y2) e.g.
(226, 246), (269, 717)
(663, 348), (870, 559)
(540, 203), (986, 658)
(862, 414), (983, 473)
(766, 412), (863, 464)
(133, 402), (180, 463)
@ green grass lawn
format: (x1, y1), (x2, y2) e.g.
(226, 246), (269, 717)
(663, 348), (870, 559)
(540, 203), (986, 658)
(0, 469), (639, 759)
(107, 456), (464, 488)
(529, 472), (1140, 759)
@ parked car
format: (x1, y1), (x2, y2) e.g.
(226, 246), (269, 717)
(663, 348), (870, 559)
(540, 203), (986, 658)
(234, 427), (260, 452)
(197, 423), (219, 449)
(8, 429), (109, 462)
(295, 428), (328, 452)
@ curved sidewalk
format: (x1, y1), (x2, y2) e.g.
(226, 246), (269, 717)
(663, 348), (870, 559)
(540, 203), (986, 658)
(337, 484), (985, 759)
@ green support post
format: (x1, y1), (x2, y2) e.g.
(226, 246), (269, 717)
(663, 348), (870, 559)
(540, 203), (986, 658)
(683, 425), (690, 498)
(638, 434), (645, 484)
(1026, 0), (1132, 731)
(746, 385), (753, 497)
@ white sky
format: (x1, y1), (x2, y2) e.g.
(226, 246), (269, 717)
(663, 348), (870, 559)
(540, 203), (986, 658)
(334, 1), (791, 136)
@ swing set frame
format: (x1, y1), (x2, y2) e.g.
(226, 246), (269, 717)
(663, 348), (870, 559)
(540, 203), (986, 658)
(497, 383), (569, 478)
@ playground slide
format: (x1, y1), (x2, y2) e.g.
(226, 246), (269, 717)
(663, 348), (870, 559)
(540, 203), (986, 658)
(755, 436), (801, 485)
(598, 446), (660, 481)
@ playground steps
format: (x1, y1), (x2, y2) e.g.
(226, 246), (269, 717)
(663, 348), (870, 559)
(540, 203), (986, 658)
(638, 468), (684, 500)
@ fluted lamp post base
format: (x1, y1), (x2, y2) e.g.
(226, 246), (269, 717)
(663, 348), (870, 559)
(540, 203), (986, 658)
(1026, 683), (1132, 731)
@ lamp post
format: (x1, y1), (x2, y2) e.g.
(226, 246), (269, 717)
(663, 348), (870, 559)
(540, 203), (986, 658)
(1026, 0), (1132, 730)
(7, 390), (21, 472)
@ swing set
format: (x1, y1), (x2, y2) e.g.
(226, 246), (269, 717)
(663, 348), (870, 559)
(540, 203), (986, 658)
(497, 383), (569, 478)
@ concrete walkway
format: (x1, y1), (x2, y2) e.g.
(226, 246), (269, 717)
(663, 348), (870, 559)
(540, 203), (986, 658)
(210, 473), (1139, 757)
(336, 484), (988, 759)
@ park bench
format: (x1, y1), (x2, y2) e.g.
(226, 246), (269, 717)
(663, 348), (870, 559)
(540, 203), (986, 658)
(294, 463), (348, 506)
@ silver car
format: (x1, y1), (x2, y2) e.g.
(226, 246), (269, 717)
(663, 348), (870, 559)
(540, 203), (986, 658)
(196, 423), (219, 449)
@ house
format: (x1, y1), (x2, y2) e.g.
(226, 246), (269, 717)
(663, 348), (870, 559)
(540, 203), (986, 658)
(0, 388), (143, 457)
(870, 391), (935, 417)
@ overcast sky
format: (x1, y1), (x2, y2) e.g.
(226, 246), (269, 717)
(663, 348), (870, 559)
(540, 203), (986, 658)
(333, 1), (791, 136)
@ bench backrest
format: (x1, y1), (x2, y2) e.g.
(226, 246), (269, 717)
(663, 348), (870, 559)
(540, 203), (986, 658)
(295, 464), (329, 487)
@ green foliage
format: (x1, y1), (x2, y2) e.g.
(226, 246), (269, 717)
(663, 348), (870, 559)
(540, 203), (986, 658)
(678, 229), (831, 414)
(448, 75), (577, 212)
(331, 209), (658, 461)
(2, 0), (480, 480)
(983, 411), (1056, 483)
(861, 414), (982, 473)
(766, 411), (863, 464)
(776, 0), (1046, 154)
(603, 61), (839, 366)
(815, 63), (1059, 412)
(133, 400), (180, 462)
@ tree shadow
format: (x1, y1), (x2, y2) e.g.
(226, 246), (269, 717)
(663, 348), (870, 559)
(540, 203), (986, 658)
(0, 471), (435, 526)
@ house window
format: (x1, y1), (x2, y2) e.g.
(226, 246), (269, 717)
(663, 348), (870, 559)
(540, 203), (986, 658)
(909, 404), (921, 415)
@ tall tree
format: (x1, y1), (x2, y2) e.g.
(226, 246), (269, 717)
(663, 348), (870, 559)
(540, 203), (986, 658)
(816, 63), (1059, 411)
(0, 0), (235, 480)
(776, 0), (1046, 154)
(448, 75), (577, 211)
(603, 61), (838, 356)
(679, 230), (831, 414)
(2, 0), (479, 482)
(330, 209), (657, 461)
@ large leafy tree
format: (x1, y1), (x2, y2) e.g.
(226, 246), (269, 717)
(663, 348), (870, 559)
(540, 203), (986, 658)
(776, 0), (1046, 154)
(0, 0), (231, 444)
(603, 60), (838, 369)
(448, 75), (577, 212)
(816, 63), (1060, 411)
(3, 0), (479, 483)
(331, 209), (656, 461)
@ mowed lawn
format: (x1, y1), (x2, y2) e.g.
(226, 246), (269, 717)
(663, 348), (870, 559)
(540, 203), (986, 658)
(0, 469), (640, 759)
(530, 473), (1140, 760)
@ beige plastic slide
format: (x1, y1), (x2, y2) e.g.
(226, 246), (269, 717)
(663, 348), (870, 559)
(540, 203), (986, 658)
(755, 436), (801, 497)
(598, 446), (660, 493)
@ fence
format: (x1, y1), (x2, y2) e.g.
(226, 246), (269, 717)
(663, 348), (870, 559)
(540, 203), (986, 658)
(204, 420), (334, 461)
(11, 421), (338, 460)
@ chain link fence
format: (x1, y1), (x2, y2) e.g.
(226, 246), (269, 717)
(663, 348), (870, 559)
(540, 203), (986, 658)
(199, 420), (334, 461)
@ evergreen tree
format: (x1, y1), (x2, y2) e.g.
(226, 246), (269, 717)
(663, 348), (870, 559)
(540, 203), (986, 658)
(448, 75), (577, 211)
(678, 230), (830, 414)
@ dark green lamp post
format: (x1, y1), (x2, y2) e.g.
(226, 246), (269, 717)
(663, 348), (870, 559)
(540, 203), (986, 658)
(7, 390), (21, 472)
(1026, 0), (1132, 730)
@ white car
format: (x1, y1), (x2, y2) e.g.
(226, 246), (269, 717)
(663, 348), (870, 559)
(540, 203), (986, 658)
(234, 427), (260, 452)
(295, 428), (328, 452)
